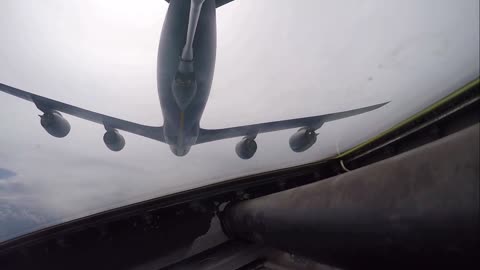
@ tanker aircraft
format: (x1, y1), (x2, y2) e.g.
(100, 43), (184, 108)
(0, 0), (387, 159)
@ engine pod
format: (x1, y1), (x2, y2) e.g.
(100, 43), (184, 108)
(289, 127), (317, 152)
(103, 129), (125, 152)
(40, 111), (71, 138)
(235, 137), (257, 159)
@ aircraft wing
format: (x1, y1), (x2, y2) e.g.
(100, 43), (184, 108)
(196, 102), (388, 144)
(0, 83), (165, 142)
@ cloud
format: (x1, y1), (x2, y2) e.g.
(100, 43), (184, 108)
(0, 171), (57, 241)
(0, 169), (25, 195)
(0, 168), (16, 180)
(0, 198), (57, 242)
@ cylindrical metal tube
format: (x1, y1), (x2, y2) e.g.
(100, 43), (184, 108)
(222, 124), (479, 269)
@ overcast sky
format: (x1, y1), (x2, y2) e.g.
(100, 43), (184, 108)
(0, 0), (479, 241)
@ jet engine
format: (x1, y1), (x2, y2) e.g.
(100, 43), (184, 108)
(289, 127), (317, 152)
(103, 129), (125, 152)
(40, 111), (71, 138)
(235, 137), (257, 159)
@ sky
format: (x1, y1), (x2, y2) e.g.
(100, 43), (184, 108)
(0, 0), (479, 241)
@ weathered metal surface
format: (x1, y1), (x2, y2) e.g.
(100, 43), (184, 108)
(222, 124), (480, 269)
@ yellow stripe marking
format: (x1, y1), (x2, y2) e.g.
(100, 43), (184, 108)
(336, 78), (479, 159)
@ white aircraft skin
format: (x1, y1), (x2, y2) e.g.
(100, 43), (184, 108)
(0, 0), (387, 159)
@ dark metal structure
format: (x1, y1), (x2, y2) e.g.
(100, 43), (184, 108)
(222, 124), (480, 269)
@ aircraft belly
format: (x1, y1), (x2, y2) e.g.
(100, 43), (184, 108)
(157, 0), (217, 131)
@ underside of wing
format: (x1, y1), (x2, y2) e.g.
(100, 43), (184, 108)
(196, 102), (388, 159)
(196, 102), (388, 144)
(0, 83), (165, 150)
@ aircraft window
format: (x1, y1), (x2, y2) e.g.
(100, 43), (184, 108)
(0, 0), (479, 241)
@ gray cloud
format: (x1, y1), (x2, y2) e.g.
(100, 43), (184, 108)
(0, 198), (59, 242)
(0, 175), (57, 241)
(0, 168), (16, 180)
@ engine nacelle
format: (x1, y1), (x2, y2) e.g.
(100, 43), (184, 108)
(40, 111), (71, 138)
(235, 137), (257, 159)
(289, 127), (317, 152)
(103, 129), (125, 152)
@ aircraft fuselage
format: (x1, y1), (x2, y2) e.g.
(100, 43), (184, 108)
(157, 0), (217, 156)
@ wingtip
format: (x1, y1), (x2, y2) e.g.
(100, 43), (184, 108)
(360, 101), (389, 113)
(376, 101), (390, 108)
